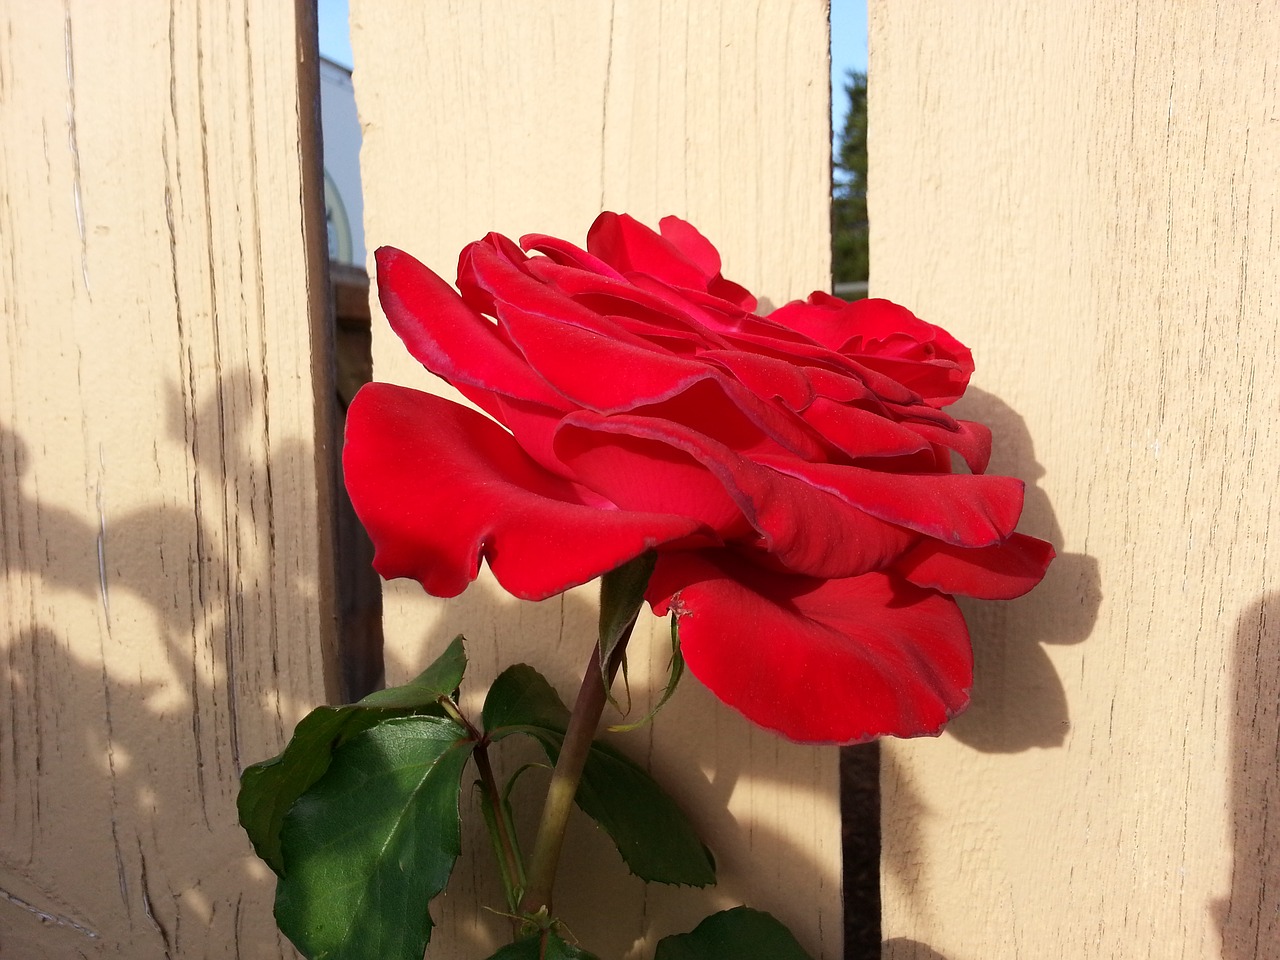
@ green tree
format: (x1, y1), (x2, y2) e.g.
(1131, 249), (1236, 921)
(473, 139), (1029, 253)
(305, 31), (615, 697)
(831, 70), (868, 287)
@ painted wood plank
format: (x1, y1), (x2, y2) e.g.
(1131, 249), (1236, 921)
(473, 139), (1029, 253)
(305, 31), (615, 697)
(0, 2), (335, 956)
(349, 2), (837, 957)
(870, 3), (1280, 957)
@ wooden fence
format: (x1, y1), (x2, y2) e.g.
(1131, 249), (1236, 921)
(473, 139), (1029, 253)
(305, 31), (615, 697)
(1, 2), (1275, 958)
(873, 4), (1279, 958)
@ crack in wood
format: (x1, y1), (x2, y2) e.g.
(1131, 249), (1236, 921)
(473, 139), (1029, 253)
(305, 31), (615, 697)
(0, 886), (100, 940)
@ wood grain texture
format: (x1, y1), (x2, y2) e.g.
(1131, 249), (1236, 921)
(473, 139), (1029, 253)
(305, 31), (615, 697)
(348, 2), (837, 957)
(0, 2), (335, 956)
(870, 3), (1279, 958)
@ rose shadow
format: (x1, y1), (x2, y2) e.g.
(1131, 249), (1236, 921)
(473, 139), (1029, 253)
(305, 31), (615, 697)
(939, 387), (1100, 753)
(854, 387), (1101, 958)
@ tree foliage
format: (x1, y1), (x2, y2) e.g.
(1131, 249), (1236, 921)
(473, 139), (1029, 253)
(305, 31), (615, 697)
(832, 70), (868, 286)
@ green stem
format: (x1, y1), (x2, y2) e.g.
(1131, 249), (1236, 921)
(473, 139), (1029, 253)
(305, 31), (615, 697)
(442, 697), (526, 910)
(475, 742), (526, 910)
(518, 621), (632, 916)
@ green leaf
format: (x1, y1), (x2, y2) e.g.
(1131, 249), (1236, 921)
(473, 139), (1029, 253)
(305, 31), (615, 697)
(274, 716), (475, 960)
(238, 635), (468, 873)
(598, 551), (656, 675)
(483, 665), (715, 887)
(358, 634), (467, 708)
(240, 707), (385, 873)
(653, 907), (815, 960)
(483, 663), (573, 733)
(483, 930), (600, 960)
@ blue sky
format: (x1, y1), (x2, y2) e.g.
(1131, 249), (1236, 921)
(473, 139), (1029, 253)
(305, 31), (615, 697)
(830, 0), (869, 141)
(316, 0), (867, 147)
(317, 0), (354, 69)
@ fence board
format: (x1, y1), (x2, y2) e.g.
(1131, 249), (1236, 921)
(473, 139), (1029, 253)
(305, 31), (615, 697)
(348, 2), (837, 957)
(0, 2), (335, 956)
(870, 3), (1279, 957)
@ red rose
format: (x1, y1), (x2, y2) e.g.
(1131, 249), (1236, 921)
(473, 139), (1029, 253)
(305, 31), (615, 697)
(343, 213), (1053, 743)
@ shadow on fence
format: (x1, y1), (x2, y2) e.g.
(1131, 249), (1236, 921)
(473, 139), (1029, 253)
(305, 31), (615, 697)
(945, 387), (1101, 753)
(1214, 592), (1280, 958)
(873, 388), (1100, 960)
(0, 402), (300, 954)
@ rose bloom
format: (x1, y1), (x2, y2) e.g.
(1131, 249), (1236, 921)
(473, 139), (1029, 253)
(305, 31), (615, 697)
(343, 213), (1053, 744)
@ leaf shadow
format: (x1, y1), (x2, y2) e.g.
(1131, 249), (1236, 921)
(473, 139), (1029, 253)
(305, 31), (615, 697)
(0, 370), (344, 957)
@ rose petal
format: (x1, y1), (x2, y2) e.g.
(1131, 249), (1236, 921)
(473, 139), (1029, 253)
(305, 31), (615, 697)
(586, 212), (711, 290)
(519, 260), (731, 352)
(646, 551), (971, 743)
(343, 384), (702, 600)
(725, 327), (924, 405)
(847, 352), (971, 408)
(552, 419), (752, 537)
(458, 236), (610, 334)
(374, 246), (565, 410)
(753, 455), (1025, 547)
(657, 216), (722, 277)
(904, 417), (992, 474)
(895, 532), (1056, 599)
(495, 300), (712, 409)
(555, 413), (919, 578)
(494, 300), (829, 461)
(658, 216), (757, 310)
(771, 296), (974, 395)
(454, 231), (534, 316)
(845, 299), (973, 374)
(800, 398), (932, 460)
(699, 349), (816, 410)
(519, 233), (626, 280)
(768, 295), (858, 349)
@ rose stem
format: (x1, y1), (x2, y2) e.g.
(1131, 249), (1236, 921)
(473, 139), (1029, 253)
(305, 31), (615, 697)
(441, 698), (525, 909)
(518, 620), (633, 917)
(475, 743), (526, 909)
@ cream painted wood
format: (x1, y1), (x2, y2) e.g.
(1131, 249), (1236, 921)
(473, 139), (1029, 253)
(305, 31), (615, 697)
(871, 3), (1279, 958)
(0, 3), (335, 957)
(349, 2), (837, 957)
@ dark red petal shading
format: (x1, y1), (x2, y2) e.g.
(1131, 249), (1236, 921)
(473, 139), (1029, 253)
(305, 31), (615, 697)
(374, 246), (565, 410)
(556, 413), (919, 578)
(895, 532), (1056, 600)
(646, 551), (971, 743)
(800, 398), (932, 460)
(495, 301), (829, 461)
(847, 352), (970, 408)
(754, 455), (1025, 547)
(845, 299), (973, 373)
(699, 349), (815, 410)
(905, 417), (992, 474)
(343, 383), (702, 601)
